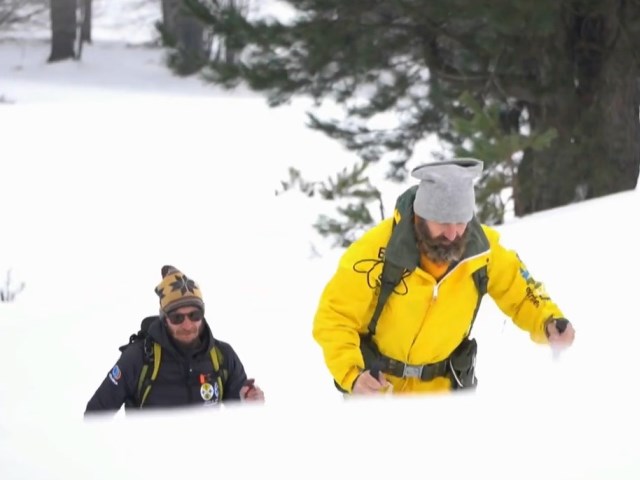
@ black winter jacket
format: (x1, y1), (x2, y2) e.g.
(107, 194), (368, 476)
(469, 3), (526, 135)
(85, 317), (249, 414)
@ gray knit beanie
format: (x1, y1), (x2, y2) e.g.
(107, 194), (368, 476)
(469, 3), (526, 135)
(411, 158), (483, 223)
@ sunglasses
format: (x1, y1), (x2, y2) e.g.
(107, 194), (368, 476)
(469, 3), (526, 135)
(166, 310), (204, 325)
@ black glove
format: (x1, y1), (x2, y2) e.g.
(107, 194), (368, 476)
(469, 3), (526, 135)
(546, 317), (570, 336)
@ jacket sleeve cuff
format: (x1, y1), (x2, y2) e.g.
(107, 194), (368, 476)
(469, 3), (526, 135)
(341, 366), (363, 393)
(531, 316), (565, 344)
(530, 318), (551, 344)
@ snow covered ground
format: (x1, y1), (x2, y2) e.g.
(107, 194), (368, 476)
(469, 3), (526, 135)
(1, 3), (639, 478)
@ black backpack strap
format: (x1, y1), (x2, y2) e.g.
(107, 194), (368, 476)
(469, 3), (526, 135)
(368, 260), (405, 336)
(465, 222), (490, 337)
(367, 188), (420, 337)
(116, 315), (164, 407)
(465, 264), (488, 337)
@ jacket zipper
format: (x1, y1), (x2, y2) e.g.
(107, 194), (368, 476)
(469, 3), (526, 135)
(409, 250), (490, 363)
(431, 251), (489, 303)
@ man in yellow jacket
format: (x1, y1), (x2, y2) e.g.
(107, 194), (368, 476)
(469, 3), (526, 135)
(312, 158), (575, 395)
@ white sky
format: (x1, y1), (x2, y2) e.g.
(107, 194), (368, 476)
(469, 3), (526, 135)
(1, 3), (640, 479)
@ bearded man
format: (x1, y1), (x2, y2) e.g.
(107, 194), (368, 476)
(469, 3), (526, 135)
(312, 158), (575, 396)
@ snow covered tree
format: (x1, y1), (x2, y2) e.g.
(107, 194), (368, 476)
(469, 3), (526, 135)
(187, 0), (640, 246)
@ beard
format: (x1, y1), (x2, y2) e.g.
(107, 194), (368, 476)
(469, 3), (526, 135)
(414, 220), (470, 264)
(171, 322), (204, 349)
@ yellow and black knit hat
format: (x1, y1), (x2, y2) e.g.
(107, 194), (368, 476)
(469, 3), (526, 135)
(154, 265), (205, 315)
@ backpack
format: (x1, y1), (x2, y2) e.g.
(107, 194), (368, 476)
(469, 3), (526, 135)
(119, 315), (228, 407)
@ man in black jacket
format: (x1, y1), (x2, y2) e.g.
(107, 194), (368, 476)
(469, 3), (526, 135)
(85, 265), (264, 415)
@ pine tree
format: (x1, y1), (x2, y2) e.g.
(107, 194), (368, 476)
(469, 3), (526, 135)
(186, 0), (640, 246)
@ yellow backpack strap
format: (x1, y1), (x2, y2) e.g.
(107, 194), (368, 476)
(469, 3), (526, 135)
(209, 346), (220, 370)
(139, 342), (162, 407)
(151, 343), (162, 379)
(136, 365), (148, 401)
(209, 346), (225, 400)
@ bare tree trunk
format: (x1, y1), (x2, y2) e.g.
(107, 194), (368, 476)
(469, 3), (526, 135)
(49, 0), (76, 62)
(81, 0), (92, 43)
(585, 10), (640, 197)
(516, 3), (640, 215)
(161, 0), (179, 43)
(161, 0), (208, 74)
(175, 10), (205, 57)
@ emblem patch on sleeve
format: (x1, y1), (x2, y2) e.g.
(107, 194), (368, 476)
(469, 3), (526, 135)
(108, 365), (122, 386)
(518, 259), (550, 307)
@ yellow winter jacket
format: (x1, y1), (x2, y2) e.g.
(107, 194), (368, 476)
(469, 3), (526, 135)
(312, 211), (564, 394)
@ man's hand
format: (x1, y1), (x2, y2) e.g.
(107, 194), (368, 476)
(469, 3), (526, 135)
(352, 370), (392, 394)
(240, 378), (265, 402)
(546, 318), (576, 350)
